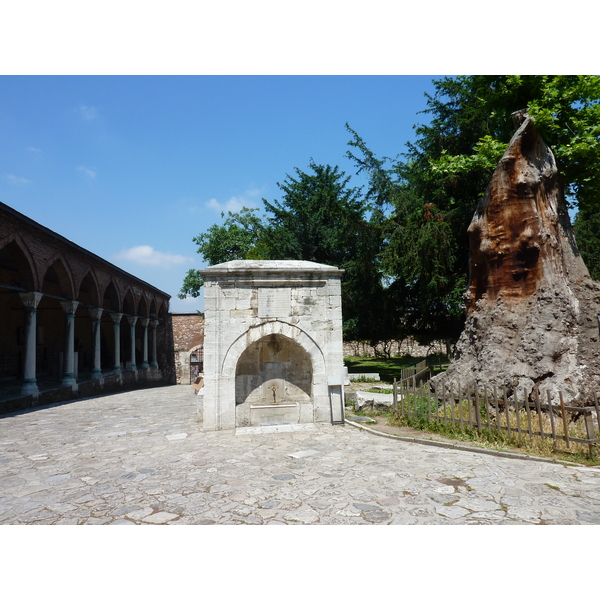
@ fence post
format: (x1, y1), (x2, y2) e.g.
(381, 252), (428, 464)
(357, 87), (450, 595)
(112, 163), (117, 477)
(559, 391), (570, 449)
(584, 409), (596, 460)
(593, 392), (600, 438)
(484, 385), (491, 435)
(474, 382), (482, 434)
(504, 387), (511, 439)
(514, 386), (522, 443)
(523, 388), (533, 442)
(493, 386), (501, 436)
(547, 390), (557, 449)
(393, 378), (398, 416)
(534, 387), (545, 441)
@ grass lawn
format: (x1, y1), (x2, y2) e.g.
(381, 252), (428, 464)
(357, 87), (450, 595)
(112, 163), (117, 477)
(344, 355), (448, 384)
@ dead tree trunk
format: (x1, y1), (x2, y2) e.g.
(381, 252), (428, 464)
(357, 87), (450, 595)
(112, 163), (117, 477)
(431, 111), (600, 406)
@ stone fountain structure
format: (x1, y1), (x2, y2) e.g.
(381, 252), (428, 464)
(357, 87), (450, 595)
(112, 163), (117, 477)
(200, 260), (346, 430)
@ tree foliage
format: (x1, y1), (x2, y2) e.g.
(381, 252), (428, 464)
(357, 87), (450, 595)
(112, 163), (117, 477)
(178, 207), (265, 298)
(262, 161), (396, 343)
(346, 75), (600, 346)
(262, 161), (365, 265)
(574, 210), (600, 281)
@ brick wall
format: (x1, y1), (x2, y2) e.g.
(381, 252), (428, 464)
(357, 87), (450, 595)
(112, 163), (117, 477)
(172, 313), (204, 351)
(171, 313), (204, 384)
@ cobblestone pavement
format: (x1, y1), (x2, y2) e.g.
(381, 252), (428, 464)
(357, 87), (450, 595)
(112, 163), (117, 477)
(1, 385), (600, 525)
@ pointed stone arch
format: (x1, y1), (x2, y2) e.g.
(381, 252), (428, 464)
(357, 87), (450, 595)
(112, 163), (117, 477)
(0, 234), (37, 291)
(77, 269), (101, 308)
(101, 279), (121, 312)
(137, 293), (149, 319)
(41, 253), (75, 299)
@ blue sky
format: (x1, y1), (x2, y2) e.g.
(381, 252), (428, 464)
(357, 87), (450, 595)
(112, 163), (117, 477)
(1, 75), (442, 312)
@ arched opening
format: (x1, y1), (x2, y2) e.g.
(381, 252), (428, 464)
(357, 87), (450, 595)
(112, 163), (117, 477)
(122, 288), (136, 370)
(235, 333), (313, 426)
(189, 344), (203, 379)
(101, 281), (120, 371)
(0, 239), (36, 388)
(76, 271), (99, 379)
(38, 258), (74, 384)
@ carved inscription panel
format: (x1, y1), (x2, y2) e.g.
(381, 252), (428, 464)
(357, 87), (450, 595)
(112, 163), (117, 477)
(258, 287), (291, 318)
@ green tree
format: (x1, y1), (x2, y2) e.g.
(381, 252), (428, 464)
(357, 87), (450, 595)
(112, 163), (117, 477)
(574, 210), (600, 281)
(346, 75), (600, 347)
(262, 161), (365, 264)
(178, 207), (265, 298)
(262, 161), (394, 343)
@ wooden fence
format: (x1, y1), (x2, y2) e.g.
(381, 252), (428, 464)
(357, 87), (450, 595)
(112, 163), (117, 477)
(392, 379), (600, 458)
(399, 360), (430, 387)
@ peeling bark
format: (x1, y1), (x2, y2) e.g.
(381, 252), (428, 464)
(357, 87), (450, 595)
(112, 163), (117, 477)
(431, 112), (600, 405)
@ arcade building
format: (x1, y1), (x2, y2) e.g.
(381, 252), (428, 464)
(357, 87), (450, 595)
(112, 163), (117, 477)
(0, 201), (175, 414)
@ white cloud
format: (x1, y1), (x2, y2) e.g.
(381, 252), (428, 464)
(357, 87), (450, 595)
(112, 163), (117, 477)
(205, 191), (259, 212)
(245, 186), (264, 198)
(5, 174), (31, 184)
(79, 105), (98, 120)
(114, 245), (194, 269)
(78, 165), (96, 179)
(27, 146), (42, 153)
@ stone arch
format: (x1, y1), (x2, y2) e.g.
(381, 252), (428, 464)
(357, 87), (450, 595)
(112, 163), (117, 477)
(122, 287), (136, 317)
(37, 256), (76, 381)
(121, 287), (138, 369)
(0, 237), (38, 381)
(149, 297), (158, 320)
(235, 332), (312, 415)
(222, 320), (326, 378)
(101, 279), (121, 312)
(41, 254), (75, 299)
(75, 270), (101, 376)
(76, 269), (101, 308)
(0, 234), (38, 290)
(219, 320), (328, 427)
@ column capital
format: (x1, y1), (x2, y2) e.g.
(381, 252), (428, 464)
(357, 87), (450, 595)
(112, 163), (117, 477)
(19, 291), (43, 309)
(127, 316), (138, 327)
(89, 307), (103, 321)
(60, 300), (79, 315)
(150, 319), (159, 328)
(110, 312), (123, 324)
(140, 318), (150, 327)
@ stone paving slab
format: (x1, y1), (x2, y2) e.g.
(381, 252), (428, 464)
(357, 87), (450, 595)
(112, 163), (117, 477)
(1, 385), (600, 525)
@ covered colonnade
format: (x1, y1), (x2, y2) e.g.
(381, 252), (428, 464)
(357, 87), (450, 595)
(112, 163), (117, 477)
(0, 202), (174, 411)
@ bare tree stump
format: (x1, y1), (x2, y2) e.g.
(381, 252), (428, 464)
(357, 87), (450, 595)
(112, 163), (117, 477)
(431, 112), (600, 406)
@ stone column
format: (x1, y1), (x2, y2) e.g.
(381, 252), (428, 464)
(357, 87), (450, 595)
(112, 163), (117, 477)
(60, 300), (79, 388)
(140, 318), (150, 369)
(110, 313), (123, 373)
(127, 316), (138, 371)
(149, 319), (159, 368)
(89, 308), (103, 380)
(18, 292), (43, 396)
